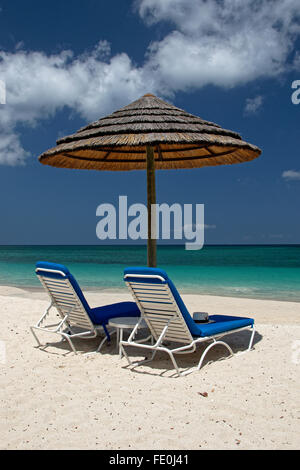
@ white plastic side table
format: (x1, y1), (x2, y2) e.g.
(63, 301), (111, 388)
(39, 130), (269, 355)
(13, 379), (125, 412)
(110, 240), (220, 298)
(108, 316), (148, 357)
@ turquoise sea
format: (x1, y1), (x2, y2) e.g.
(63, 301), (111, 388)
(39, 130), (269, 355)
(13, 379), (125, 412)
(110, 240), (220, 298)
(0, 245), (299, 302)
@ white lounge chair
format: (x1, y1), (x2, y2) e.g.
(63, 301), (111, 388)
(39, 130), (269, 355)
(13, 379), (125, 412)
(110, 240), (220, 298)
(30, 262), (140, 354)
(120, 267), (256, 377)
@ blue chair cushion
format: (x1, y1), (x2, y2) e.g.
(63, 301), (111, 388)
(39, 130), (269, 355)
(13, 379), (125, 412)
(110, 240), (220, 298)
(191, 314), (253, 337)
(124, 267), (254, 338)
(89, 302), (140, 325)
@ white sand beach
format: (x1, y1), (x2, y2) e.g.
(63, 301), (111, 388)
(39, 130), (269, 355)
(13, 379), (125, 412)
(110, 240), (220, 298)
(0, 286), (299, 450)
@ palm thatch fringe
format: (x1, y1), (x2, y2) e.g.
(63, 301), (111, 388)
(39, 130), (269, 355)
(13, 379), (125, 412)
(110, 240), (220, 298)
(39, 93), (261, 170)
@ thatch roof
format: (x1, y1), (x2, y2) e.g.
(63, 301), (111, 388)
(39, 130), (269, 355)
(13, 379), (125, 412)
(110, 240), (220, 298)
(38, 93), (261, 171)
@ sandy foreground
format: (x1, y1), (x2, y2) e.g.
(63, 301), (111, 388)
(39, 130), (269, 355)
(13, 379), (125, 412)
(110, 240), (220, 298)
(0, 285), (299, 450)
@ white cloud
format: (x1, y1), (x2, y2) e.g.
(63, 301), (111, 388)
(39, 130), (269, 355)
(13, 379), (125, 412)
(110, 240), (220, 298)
(140, 0), (300, 91)
(244, 96), (264, 115)
(0, 42), (154, 165)
(0, 130), (29, 165)
(0, 1), (300, 165)
(282, 170), (300, 181)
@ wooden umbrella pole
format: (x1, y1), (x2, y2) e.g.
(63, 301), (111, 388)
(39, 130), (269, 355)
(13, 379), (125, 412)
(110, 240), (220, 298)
(146, 145), (157, 267)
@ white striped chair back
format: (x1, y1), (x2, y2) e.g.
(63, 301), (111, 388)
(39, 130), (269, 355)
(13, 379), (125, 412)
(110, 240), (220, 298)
(125, 274), (193, 344)
(36, 269), (94, 332)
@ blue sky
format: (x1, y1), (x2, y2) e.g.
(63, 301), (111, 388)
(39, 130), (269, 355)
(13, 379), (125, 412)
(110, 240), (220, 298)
(0, 0), (299, 245)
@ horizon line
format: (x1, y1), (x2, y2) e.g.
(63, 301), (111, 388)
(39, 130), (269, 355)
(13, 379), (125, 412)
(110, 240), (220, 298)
(0, 244), (299, 248)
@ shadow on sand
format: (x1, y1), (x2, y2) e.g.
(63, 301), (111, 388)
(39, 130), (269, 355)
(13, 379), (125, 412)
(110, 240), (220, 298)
(32, 327), (263, 378)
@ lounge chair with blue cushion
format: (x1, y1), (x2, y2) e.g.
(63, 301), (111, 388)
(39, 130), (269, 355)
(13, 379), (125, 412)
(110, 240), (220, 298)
(120, 267), (256, 377)
(30, 262), (140, 354)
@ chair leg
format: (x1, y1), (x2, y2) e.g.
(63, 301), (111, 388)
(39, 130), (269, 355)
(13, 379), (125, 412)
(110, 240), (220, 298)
(30, 327), (42, 347)
(60, 333), (78, 354)
(31, 326), (78, 354)
(235, 326), (256, 356)
(166, 350), (183, 377)
(120, 341), (158, 367)
(120, 343), (132, 365)
(96, 329), (116, 353)
(133, 350), (158, 367)
(248, 326), (255, 350)
(96, 335), (108, 352)
(197, 340), (233, 371)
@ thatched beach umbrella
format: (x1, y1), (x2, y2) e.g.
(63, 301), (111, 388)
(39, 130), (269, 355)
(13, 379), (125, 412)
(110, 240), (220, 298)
(39, 93), (261, 266)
